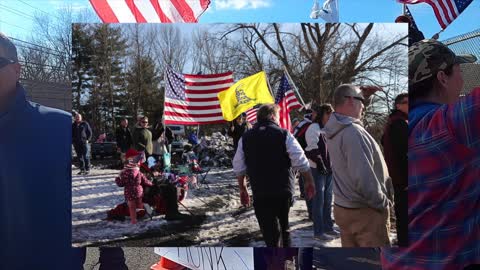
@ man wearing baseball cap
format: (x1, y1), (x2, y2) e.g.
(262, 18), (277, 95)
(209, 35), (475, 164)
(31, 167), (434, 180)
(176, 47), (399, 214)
(382, 39), (479, 269)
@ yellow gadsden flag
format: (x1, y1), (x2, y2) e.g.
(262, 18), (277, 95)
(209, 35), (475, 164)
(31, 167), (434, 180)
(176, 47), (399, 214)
(218, 71), (274, 121)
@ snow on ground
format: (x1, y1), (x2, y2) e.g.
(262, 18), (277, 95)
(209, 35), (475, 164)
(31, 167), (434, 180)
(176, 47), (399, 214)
(73, 165), (395, 247)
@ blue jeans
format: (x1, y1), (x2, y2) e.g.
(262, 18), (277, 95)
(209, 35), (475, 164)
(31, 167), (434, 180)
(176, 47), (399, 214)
(309, 169), (333, 236)
(74, 143), (90, 171)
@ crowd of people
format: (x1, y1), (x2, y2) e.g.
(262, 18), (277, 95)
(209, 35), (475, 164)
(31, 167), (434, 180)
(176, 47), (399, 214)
(2, 27), (479, 269)
(232, 84), (408, 249)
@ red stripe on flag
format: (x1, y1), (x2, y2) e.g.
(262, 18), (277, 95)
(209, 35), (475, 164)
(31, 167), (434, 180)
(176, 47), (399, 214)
(125, 0), (147, 22)
(185, 79), (234, 87)
(89, 0), (119, 22)
(443, 0), (457, 19)
(164, 102), (221, 111)
(185, 97), (220, 102)
(165, 68), (233, 125)
(170, 0), (196, 22)
(434, 0), (453, 23)
(164, 111), (223, 118)
(425, 0), (448, 28)
(149, 0), (172, 23)
(185, 89), (228, 94)
(245, 107), (258, 123)
(200, 0), (211, 9)
(185, 72), (233, 79)
(164, 119), (226, 125)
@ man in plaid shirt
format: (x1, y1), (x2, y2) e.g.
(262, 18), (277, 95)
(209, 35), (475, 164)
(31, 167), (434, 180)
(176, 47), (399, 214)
(381, 39), (479, 269)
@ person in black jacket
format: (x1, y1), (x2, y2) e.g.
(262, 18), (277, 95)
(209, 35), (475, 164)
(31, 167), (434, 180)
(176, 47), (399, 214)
(381, 93), (408, 246)
(115, 118), (132, 164)
(72, 113), (93, 175)
(393, 15), (440, 46)
(395, 15), (424, 46)
(228, 112), (251, 153)
(233, 104), (315, 247)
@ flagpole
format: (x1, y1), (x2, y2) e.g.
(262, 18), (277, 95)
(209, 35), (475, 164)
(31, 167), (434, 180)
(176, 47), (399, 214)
(162, 68), (167, 127)
(403, 4), (406, 15)
(264, 71), (275, 100)
(283, 66), (306, 107)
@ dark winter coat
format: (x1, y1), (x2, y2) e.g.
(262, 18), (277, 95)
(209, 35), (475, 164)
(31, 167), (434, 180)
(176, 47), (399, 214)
(151, 124), (174, 146)
(304, 123), (331, 174)
(228, 121), (250, 152)
(115, 126), (133, 152)
(409, 26), (425, 47)
(132, 126), (153, 156)
(115, 168), (153, 201)
(72, 121), (92, 146)
(382, 110), (408, 190)
(242, 120), (295, 200)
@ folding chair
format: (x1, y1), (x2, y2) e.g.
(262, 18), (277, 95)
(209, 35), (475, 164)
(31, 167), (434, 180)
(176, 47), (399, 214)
(192, 167), (210, 189)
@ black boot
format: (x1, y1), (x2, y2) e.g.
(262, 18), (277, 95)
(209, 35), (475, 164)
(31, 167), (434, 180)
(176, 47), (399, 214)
(161, 183), (191, 221)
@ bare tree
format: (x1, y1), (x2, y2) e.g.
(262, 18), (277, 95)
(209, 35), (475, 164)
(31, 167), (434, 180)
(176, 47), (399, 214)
(149, 25), (190, 73)
(220, 23), (407, 110)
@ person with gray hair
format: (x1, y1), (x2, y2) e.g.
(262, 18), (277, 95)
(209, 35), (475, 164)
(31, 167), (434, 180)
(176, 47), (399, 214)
(233, 104), (316, 247)
(323, 84), (393, 247)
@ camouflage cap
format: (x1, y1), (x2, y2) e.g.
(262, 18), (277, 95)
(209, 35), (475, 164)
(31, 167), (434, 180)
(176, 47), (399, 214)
(409, 39), (477, 86)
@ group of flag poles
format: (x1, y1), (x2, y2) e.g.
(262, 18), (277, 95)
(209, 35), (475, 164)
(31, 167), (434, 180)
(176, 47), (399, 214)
(88, 0), (473, 132)
(162, 66), (305, 133)
(89, 0), (472, 34)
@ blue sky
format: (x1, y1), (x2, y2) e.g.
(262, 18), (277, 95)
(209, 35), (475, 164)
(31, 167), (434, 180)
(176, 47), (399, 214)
(0, 0), (478, 40)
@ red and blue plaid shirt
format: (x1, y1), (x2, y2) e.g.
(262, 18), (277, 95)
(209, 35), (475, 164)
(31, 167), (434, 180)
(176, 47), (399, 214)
(381, 88), (480, 270)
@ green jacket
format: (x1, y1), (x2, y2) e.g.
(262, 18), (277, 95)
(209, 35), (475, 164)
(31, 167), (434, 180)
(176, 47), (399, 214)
(132, 126), (153, 155)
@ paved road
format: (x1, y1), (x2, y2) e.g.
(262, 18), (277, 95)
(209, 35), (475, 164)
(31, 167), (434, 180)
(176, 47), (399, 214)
(84, 247), (159, 270)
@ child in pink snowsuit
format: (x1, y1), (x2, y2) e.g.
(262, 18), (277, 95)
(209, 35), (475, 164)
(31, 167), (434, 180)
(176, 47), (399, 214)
(115, 149), (153, 224)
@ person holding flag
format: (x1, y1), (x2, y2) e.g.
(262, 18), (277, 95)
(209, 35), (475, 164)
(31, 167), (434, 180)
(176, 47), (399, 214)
(395, 3), (442, 45)
(218, 71), (274, 123)
(382, 39), (479, 270)
(227, 112), (252, 154)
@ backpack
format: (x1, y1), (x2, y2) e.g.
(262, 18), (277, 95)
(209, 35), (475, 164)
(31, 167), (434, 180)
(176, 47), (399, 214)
(294, 122), (312, 150)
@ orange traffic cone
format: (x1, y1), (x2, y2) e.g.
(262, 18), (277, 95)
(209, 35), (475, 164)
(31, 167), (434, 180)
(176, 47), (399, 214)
(150, 257), (186, 270)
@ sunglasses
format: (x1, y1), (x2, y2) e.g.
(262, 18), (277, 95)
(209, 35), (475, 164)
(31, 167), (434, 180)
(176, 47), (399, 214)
(344, 95), (365, 103)
(0, 57), (16, 69)
(141, 121), (148, 124)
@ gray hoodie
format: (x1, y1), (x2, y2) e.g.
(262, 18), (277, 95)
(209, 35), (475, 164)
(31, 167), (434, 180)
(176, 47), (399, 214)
(323, 113), (393, 211)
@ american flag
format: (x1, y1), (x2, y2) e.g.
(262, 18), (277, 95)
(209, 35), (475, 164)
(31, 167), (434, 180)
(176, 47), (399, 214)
(275, 74), (302, 132)
(398, 0), (473, 29)
(245, 106), (259, 124)
(89, 0), (210, 23)
(163, 67), (233, 125)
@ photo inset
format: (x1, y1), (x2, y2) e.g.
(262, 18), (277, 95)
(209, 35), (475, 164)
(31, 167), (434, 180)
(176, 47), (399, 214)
(71, 22), (407, 248)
